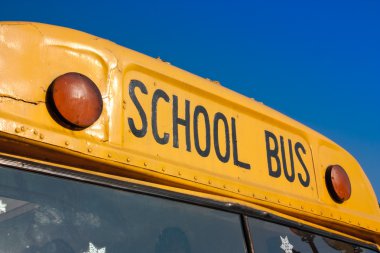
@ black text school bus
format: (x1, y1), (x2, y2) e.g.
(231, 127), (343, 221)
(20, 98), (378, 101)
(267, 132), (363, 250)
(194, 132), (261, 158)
(0, 22), (379, 253)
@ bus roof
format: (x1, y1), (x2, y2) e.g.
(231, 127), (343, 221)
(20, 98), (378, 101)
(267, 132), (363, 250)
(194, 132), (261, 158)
(0, 22), (379, 244)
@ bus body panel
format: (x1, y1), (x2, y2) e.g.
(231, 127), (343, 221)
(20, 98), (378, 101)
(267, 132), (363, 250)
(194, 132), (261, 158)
(0, 22), (379, 245)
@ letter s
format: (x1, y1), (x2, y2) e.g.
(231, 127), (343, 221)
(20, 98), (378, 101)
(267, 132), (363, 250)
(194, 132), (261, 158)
(128, 80), (148, 138)
(295, 142), (310, 187)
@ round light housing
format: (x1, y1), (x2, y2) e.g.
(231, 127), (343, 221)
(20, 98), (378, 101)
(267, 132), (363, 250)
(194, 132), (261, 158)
(47, 72), (103, 129)
(325, 165), (351, 203)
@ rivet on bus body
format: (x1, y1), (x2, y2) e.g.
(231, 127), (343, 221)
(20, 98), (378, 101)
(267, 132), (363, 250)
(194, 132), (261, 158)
(208, 180), (212, 184)
(144, 162), (148, 166)
(162, 168), (166, 172)
(289, 203), (292, 207)
(301, 205), (304, 209)
(127, 158), (130, 162)
(108, 153), (112, 158)
(264, 196), (268, 200)
(252, 193), (255, 198)
(39, 134), (44, 140)
(15, 127), (21, 133)
(339, 216), (342, 220)
(65, 141), (70, 146)
(21, 126), (25, 132)
(34, 130), (39, 135)
(194, 176), (198, 181)
(310, 208), (313, 212)
(277, 199), (281, 203)
(178, 171), (182, 176)
(223, 184), (226, 189)
(88, 148), (92, 153)
(123, 105), (126, 110)
(237, 189), (240, 193)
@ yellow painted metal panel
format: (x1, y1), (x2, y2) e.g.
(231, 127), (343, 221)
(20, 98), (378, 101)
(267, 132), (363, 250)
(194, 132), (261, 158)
(122, 68), (317, 200)
(0, 22), (379, 244)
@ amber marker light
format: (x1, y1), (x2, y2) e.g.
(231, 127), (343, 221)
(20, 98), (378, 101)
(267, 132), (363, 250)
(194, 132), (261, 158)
(47, 72), (103, 130)
(325, 165), (352, 203)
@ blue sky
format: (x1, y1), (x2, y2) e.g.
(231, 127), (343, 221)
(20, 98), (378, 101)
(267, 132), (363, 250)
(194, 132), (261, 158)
(2, 0), (379, 198)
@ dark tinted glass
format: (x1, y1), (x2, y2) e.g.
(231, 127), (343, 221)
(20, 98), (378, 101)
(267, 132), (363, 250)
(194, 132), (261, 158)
(0, 165), (247, 253)
(248, 217), (377, 253)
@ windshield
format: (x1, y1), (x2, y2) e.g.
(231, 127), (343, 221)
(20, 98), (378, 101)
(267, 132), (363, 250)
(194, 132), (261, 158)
(0, 165), (247, 253)
(248, 217), (377, 253)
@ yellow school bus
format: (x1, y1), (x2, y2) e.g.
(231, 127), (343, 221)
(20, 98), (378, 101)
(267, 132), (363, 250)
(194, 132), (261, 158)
(0, 22), (379, 253)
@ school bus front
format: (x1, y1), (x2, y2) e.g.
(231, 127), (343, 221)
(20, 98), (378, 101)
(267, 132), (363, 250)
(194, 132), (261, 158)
(0, 22), (379, 252)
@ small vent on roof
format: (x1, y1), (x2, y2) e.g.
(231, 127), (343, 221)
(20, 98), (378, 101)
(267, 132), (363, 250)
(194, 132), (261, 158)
(205, 78), (221, 85)
(156, 57), (171, 65)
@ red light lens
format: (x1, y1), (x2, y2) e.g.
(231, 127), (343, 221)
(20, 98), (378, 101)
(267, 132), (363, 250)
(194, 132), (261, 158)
(47, 72), (103, 129)
(325, 165), (351, 203)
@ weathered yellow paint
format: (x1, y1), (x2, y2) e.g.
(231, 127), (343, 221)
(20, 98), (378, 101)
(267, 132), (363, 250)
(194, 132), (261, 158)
(0, 22), (379, 245)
